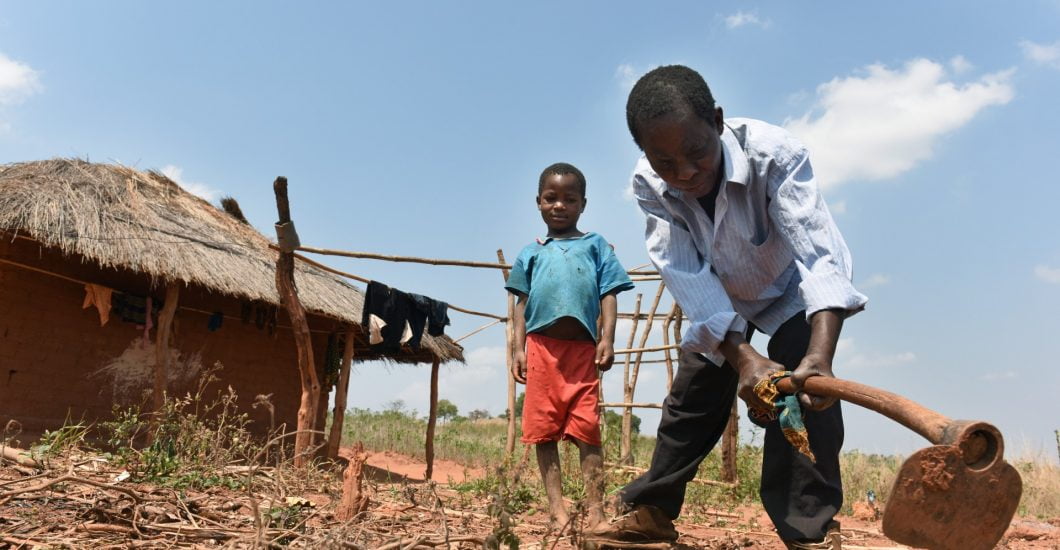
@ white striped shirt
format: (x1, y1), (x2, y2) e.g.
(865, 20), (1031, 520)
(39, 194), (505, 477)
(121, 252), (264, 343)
(632, 117), (867, 365)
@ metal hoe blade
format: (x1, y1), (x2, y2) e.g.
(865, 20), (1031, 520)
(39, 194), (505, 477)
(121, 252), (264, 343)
(776, 378), (1023, 550)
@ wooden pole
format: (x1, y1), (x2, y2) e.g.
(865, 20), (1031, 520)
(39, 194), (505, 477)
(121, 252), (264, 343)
(151, 282), (180, 437)
(619, 293), (642, 464)
(721, 399), (739, 483)
(498, 249), (517, 456)
(273, 176), (321, 467)
(660, 303), (678, 392)
(327, 328), (356, 460)
(425, 359), (440, 480)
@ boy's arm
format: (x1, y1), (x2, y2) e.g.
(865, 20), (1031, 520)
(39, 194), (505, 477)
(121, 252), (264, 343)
(595, 291), (619, 371)
(511, 293), (528, 384)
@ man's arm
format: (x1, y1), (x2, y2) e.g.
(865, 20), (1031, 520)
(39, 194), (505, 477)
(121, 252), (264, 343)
(791, 308), (843, 410)
(768, 147), (866, 410)
(595, 291), (618, 371)
(511, 293), (528, 384)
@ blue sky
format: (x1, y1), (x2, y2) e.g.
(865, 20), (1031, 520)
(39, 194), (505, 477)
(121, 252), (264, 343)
(2, 1), (1058, 462)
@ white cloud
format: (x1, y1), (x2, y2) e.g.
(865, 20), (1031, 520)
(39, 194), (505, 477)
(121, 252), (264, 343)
(829, 200), (847, 215)
(0, 52), (41, 106)
(1034, 265), (1060, 284)
(784, 58), (1015, 189)
(1020, 39), (1060, 69)
(615, 63), (637, 89)
(950, 55), (973, 74)
(834, 338), (916, 370)
(397, 345), (509, 415)
(159, 165), (222, 201)
(859, 273), (890, 289)
(724, 11), (770, 29)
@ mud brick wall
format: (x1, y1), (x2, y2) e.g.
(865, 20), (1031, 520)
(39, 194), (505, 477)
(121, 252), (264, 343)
(0, 237), (336, 442)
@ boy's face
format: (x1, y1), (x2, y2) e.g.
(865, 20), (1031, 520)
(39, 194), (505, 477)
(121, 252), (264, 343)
(640, 107), (725, 198)
(537, 174), (585, 234)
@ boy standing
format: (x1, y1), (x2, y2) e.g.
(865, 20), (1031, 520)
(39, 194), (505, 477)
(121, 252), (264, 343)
(505, 162), (635, 531)
(592, 65), (866, 550)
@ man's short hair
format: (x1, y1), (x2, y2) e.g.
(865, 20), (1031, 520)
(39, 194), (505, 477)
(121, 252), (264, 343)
(626, 65), (717, 149)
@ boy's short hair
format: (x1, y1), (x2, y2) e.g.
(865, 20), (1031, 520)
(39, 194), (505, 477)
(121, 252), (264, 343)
(538, 162), (587, 196)
(626, 65), (717, 149)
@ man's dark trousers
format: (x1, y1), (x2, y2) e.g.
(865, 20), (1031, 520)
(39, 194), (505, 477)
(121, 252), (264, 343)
(619, 312), (844, 541)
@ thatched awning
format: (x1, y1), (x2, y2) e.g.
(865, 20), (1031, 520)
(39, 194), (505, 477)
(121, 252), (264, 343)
(0, 159), (463, 364)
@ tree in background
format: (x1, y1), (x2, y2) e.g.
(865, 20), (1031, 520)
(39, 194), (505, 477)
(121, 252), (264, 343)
(468, 409), (490, 421)
(437, 399), (458, 423)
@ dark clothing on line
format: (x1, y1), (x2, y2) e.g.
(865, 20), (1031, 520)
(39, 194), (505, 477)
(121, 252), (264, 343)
(208, 312), (224, 332)
(619, 311), (844, 541)
(409, 293), (450, 337)
(112, 293), (160, 325)
(363, 281), (427, 351)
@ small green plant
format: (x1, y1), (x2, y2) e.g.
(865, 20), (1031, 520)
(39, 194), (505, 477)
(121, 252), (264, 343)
(31, 418), (91, 460)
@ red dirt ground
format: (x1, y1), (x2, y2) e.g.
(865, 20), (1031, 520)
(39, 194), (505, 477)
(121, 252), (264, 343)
(365, 450), (1060, 549)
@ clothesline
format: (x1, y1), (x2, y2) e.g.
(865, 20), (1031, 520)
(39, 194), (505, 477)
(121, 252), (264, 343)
(270, 244), (507, 321)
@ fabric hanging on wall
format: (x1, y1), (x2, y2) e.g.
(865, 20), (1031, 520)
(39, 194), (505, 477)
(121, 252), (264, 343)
(82, 284), (113, 326)
(208, 311), (224, 332)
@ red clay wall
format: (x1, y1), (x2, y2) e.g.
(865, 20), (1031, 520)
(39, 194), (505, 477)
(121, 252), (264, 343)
(0, 237), (341, 442)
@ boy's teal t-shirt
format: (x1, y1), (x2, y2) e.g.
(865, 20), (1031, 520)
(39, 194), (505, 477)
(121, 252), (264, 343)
(504, 232), (635, 341)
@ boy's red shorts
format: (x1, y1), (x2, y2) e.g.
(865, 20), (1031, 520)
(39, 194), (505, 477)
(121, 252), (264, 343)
(521, 333), (601, 446)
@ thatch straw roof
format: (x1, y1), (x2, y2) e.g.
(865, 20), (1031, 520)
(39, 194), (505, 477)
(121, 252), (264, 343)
(0, 159), (463, 364)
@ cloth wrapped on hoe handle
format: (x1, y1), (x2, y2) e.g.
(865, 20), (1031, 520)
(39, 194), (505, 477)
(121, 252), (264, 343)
(773, 375), (1022, 550)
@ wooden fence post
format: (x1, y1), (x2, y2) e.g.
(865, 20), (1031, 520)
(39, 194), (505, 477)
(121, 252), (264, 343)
(721, 400), (739, 483)
(497, 249), (517, 456)
(327, 327), (356, 459)
(619, 293), (642, 463)
(273, 176), (320, 467)
(425, 359), (441, 480)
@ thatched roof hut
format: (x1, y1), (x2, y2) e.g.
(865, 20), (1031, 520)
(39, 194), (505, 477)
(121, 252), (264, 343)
(0, 158), (463, 439)
(0, 159), (463, 363)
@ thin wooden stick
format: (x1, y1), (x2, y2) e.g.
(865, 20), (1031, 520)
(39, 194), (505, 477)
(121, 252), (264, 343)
(614, 343), (680, 355)
(629, 275), (662, 282)
(294, 244), (655, 276)
(599, 402), (663, 409)
(498, 249), (517, 456)
(617, 312), (687, 321)
(327, 327), (356, 459)
(619, 293), (642, 463)
(661, 303), (678, 392)
(606, 463), (737, 488)
(424, 359), (440, 480)
(273, 177), (321, 466)
(453, 318), (504, 343)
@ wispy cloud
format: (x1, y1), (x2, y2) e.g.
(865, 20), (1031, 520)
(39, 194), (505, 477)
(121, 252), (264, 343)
(615, 63), (638, 89)
(1020, 39), (1060, 69)
(159, 165), (223, 202)
(829, 200), (847, 215)
(950, 55), (973, 74)
(859, 273), (890, 289)
(0, 52), (41, 106)
(979, 370), (1017, 381)
(834, 338), (916, 370)
(784, 58), (1014, 188)
(724, 11), (770, 29)
(1034, 264), (1060, 284)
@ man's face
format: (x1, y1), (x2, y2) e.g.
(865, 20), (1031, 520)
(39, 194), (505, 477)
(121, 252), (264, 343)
(640, 108), (725, 198)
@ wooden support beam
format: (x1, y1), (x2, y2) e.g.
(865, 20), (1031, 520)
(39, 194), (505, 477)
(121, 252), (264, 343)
(498, 249), (517, 456)
(599, 402), (663, 409)
(273, 177), (321, 467)
(425, 359), (441, 480)
(614, 343), (680, 355)
(151, 282), (180, 437)
(661, 303), (678, 392)
(619, 293), (642, 463)
(327, 328), (356, 460)
(606, 462), (737, 488)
